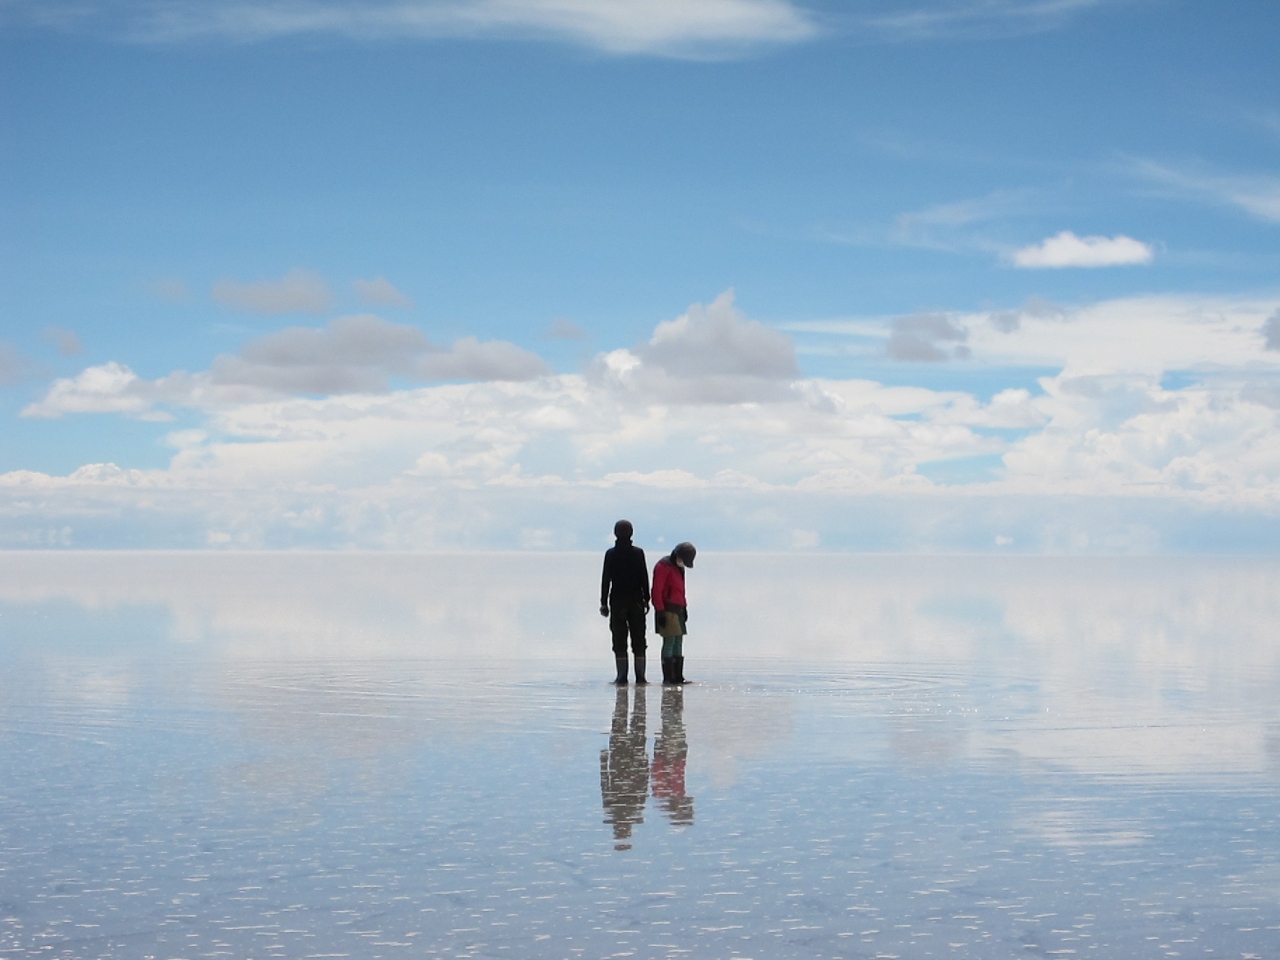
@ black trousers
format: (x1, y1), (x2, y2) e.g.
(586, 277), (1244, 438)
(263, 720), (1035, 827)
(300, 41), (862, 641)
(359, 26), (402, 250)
(610, 601), (647, 657)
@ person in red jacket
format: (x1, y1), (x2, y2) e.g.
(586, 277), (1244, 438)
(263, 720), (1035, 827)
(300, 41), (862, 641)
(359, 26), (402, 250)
(652, 542), (695, 685)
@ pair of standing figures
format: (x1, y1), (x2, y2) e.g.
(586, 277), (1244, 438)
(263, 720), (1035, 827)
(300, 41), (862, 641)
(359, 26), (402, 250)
(599, 519), (696, 685)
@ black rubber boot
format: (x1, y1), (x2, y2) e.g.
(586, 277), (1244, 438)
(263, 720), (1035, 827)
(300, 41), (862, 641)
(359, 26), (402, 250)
(612, 657), (628, 684)
(634, 657), (648, 684)
(662, 658), (677, 685)
(675, 656), (692, 684)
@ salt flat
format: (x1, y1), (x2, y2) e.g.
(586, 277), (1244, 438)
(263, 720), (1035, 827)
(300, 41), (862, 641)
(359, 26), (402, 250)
(1, 554), (1278, 958)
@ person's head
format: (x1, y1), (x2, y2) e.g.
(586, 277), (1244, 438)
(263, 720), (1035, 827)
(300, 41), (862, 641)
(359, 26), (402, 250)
(672, 542), (696, 568)
(613, 519), (634, 542)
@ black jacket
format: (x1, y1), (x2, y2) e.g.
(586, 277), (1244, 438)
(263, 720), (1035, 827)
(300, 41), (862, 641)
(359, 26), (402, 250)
(601, 540), (650, 608)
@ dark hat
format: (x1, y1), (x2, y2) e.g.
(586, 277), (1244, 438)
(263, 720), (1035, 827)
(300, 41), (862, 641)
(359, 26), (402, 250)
(673, 542), (696, 568)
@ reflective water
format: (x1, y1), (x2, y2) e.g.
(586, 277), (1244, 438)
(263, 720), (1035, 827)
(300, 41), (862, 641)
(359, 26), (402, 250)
(1, 554), (1279, 958)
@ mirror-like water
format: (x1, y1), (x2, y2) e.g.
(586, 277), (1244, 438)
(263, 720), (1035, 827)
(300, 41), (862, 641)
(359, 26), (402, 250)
(2, 554), (1278, 958)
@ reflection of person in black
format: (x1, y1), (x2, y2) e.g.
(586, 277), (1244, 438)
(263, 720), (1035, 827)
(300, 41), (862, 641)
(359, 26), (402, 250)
(600, 519), (650, 685)
(600, 685), (649, 849)
(651, 686), (693, 825)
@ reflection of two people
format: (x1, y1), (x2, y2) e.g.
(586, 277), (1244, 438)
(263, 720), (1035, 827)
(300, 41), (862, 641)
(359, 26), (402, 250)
(600, 686), (693, 848)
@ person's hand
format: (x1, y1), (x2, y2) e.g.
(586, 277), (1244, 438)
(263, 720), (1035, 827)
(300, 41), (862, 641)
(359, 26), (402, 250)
(600, 604), (609, 617)
(643, 601), (651, 615)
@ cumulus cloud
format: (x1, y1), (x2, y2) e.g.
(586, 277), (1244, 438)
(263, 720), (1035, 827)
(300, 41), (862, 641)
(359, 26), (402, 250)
(763, 295), (1280, 376)
(1003, 371), (1280, 499)
(22, 362), (172, 419)
(10, 292), (1280, 551)
(419, 336), (550, 381)
(42, 0), (819, 57)
(212, 269), (333, 315)
(989, 297), (1067, 333)
(23, 315), (549, 416)
(642, 290), (797, 379)
(594, 290), (800, 403)
(1012, 231), (1154, 269)
(965, 295), (1280, 375)
(1262, 310), (1280, 352)
(929, 388), (1047, 429)
(218, 315), (549, 391)
(886, 313), (970, 362)
(212, 314), (425, 394)
(354, 276), (413, 308)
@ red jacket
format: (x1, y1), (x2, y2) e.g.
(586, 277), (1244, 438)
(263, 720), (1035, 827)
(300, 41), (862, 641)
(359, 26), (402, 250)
(651, 556), (686, 612)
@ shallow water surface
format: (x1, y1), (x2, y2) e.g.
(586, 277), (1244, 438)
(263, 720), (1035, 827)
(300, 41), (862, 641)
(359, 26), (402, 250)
(1, 554), (1279, 958)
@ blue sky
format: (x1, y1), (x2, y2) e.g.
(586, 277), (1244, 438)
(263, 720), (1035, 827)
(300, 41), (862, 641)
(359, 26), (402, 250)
(2, 0), (1279, 551)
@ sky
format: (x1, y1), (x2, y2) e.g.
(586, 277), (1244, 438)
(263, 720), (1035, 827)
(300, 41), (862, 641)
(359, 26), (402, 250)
(1, 0), (1279, 552)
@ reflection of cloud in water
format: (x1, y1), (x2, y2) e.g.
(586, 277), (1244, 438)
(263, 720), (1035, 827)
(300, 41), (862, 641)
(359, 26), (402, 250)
(219, 664), (427, 757)
(1016, 798), (1152, 850)
(5, 557), (1280, 960)
(887, 713), (970, 768)
(0, 553), (603, 659)
(681, 684), (793, 788)
(2, 553), (1279, 780)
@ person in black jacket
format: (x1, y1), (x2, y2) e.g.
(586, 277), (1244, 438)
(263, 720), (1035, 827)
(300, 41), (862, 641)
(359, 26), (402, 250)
(600, 519), (650, 684)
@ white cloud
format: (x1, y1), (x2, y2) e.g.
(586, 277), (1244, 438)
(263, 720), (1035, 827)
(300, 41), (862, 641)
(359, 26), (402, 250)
(22, 315), (549, 417)
(354, 276), (413, 309)
(1002, 371), (1280, 501)
(9, 292), (1280, 550)
(100, 0), (816, 57)
(21, 362), (175, 419)
(597, 289), (800, 403)
(774, 295), (1280, 377)
(212, 268), (333, 315)
(1012, 231), (1154, 269)
(966, 295), (1280, 375)
(930, 388), (1047, 429)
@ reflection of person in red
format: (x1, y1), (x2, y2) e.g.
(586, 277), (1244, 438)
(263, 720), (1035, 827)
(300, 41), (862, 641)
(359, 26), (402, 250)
(600, 685), (648, 849)
(651, 686), (693, 825)
(652, 542), (695, 685)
